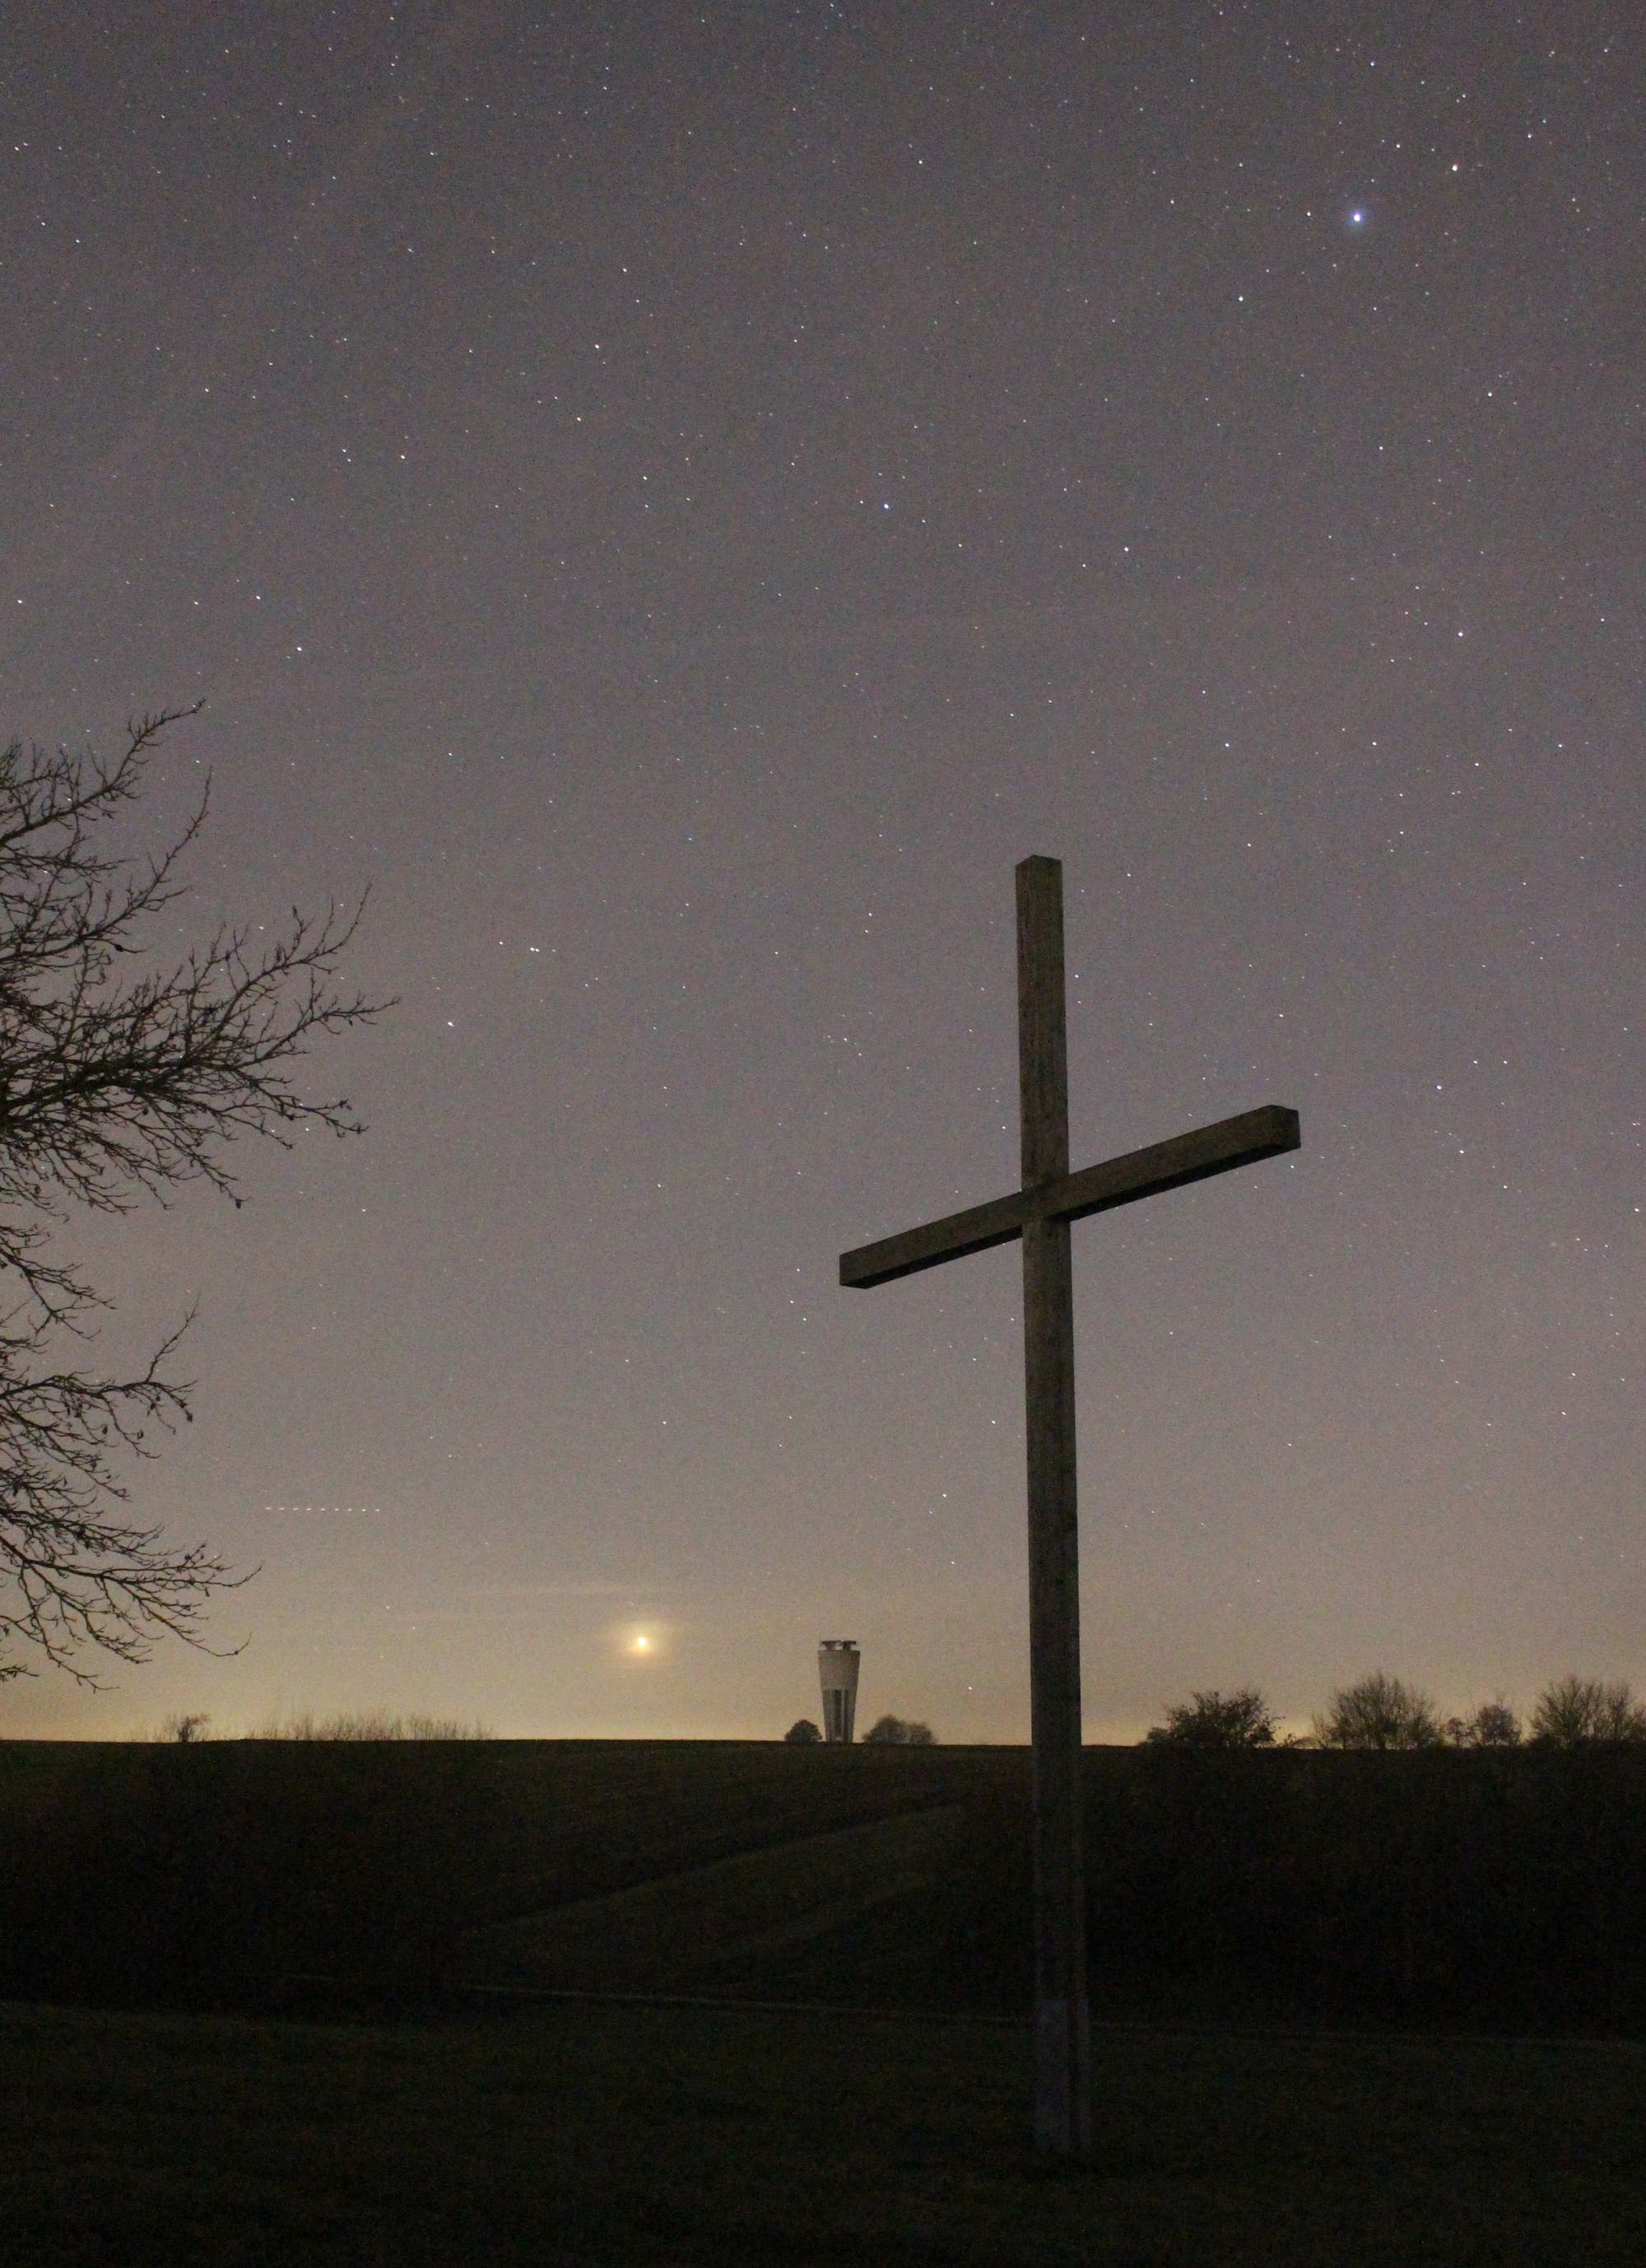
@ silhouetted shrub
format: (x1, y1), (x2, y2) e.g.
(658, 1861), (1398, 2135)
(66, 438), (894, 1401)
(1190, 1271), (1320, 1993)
(160, 1712), (213, 1744)
(1529, 1674), (1646, 1745)
(1442, 1700), (1522, 1748)
(1314, 1671), (1443, 1750)
(783, 1719), (822, 1744)
(862, 1715), (936, 1746)
(1143, 1688), (1276, 1748)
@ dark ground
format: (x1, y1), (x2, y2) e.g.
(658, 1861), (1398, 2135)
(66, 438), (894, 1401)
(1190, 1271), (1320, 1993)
(9, 1739), (1646, 2261)
(7, 1993), (1646, 2267)
(7, 1738), (1645, 2034)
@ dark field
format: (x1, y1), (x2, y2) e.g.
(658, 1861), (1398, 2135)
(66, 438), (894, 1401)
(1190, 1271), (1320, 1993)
(8, 1739), (1646, 2260)
(7, 1736), (1646, 2032)
(7, 1993), (1646, 2266)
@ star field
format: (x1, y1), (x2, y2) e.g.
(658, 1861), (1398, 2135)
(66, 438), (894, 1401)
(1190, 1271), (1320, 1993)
(0, 2), (1639, 1740)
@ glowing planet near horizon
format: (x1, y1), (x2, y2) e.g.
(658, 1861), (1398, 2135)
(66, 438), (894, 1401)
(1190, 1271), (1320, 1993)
(611, 1621), (670, 1662)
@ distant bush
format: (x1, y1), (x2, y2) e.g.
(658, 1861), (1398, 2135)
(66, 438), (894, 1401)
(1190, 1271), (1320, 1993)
(1442, 1700), (1522, 1748)
(783, 1718), (822, 1744)
(1313, 1671), (1444, 1751)
(1142, 1688), (1276, 1749)
(861, 1715), (935, 1746)
(1529, 1674), (1646, 1746)
(247, 1708), (492, 1740)
(157, 1712), (214, 1744)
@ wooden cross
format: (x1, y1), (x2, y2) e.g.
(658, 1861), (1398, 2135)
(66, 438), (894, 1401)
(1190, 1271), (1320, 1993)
(839, 855), (1299, 2157)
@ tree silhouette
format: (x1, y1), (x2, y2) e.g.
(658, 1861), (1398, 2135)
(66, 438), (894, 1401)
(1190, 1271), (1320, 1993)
(0, 708), (389, 1684)
(1313, 1670), (1444, 1750)
(1142, 1687), (1277, 1748)
(1529, 1674), (1646, 1745)
(1441, 1699), (1522, 1748)
(159, 1710), (212, 1743)
(861, 1714), (935, 1745)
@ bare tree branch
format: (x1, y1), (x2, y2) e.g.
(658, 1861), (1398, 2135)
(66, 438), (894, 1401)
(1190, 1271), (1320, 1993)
(0, 709), (393, 1684)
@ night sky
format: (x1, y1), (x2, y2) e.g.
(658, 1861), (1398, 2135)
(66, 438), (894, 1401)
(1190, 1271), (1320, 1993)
(3, 4), (1639, 1743)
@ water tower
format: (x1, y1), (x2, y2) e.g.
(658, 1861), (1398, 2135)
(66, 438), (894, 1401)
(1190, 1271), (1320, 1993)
(817, 1638), (860, 1743)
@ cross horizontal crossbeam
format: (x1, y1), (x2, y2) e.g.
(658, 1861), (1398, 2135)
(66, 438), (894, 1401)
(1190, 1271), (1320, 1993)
(839, 1101), (1300, 1291)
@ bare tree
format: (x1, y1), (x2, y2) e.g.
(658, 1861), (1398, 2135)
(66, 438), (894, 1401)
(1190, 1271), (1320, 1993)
(1143, 1686), (1278, 1749)
(1441, 1698), (1523, 1748)
(159, 1709), (212, 1742)
(1529, 1674), (1646, 1745)
(1313, 1670), (1444, 1751)
(0, 708), (390, 1684)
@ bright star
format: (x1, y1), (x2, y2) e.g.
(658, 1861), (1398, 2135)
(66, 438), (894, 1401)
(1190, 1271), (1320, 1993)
(612, 1619), (669, 1661)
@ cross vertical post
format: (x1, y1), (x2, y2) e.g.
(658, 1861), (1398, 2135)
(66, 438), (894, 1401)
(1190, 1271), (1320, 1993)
(837, 854), (1300, 2159)
(1016, 855), (1091, 2156)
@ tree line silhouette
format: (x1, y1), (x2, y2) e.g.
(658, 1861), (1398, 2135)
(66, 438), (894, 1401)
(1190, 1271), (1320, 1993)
(1144, 1670), (1646, 1749)
(778, 1674), (1644, 1751)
